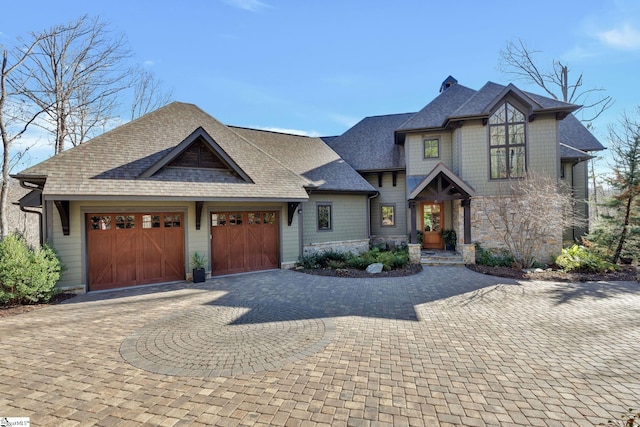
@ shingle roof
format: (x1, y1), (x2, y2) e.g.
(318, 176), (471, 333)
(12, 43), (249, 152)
(397, 84), (477, 130)
(16, 102), (313, 201)
(559, 143), (592, 161)
(329, 80), (602, 171)
(559, 114), (606, 152)
(326, 113), (415, 171)
(229, 127), (375, 193)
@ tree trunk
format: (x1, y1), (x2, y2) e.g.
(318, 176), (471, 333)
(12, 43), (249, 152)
(0, 51), (8, 238)
(612, 197), (633, 264)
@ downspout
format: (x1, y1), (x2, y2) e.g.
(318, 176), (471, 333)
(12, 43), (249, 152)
(17, 180), (45, 245)
(19, 205), (43, 246)
(571, 158), (589, 241)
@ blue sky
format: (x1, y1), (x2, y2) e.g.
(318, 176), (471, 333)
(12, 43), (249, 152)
(2, 0), (640, 170)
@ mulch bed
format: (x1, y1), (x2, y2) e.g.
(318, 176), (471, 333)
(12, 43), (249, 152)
(0, 292), (77, 319)
(466, 264), (638, 282)
(293, 263), (423, 278)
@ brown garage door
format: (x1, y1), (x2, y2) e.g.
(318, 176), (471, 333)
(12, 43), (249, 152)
(87, 213), (185, 291)
(211, 211), (279, 276)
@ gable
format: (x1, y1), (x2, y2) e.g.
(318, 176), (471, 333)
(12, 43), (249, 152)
(140, 127), (252, 182)
(168, 138), (228, 169)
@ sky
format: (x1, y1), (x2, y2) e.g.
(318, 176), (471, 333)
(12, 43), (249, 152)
(1, 0), (640, 171)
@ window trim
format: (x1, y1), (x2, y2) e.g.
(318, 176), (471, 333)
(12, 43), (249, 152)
(380, 204), (396, 227)
(316, 202), (332, 231)
(488, 101), (527, 180)
(423, 137), (440, 159)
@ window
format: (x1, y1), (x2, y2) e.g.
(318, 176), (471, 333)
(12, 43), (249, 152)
(381, 205), (395, 227)
(317, 203), (332, 231)
(424, 138), (439, 159)
(489, 102), (526, 179)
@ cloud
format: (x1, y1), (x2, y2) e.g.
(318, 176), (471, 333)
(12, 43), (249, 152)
(597, 23), (640, 50)
(223, 0), (269, 12)
(257, 127), (321, 137)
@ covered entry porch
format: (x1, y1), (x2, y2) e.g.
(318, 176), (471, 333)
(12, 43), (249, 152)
(407, 163), (476, 264)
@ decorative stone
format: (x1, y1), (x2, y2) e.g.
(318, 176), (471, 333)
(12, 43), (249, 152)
(366, 263), (384, 274)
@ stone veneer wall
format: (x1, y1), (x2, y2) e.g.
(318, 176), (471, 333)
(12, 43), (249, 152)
(302, 239), (370, 256)
(469, 196), (562, 264)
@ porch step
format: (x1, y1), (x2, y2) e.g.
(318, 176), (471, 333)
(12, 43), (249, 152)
(420, 250), (465, 266)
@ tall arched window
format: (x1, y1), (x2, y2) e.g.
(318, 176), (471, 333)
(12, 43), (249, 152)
(489, 102), (526, 179)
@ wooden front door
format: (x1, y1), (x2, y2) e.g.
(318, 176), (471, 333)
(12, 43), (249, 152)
(211, 211), (279, 276)
(421, 202), (444, 249)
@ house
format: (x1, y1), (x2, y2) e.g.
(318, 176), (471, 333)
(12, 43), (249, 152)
(13, 77), (604, 292)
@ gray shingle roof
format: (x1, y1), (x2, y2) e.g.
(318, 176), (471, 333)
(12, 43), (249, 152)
(229, 127), (375, 193)
(397, 84), (476, 130)
(326, 113), (415, 171)
(17, 102), (313, 201)
(559, 114), (606, 152)
(329, 80), (602, 171)
(559, 143), (592, 161)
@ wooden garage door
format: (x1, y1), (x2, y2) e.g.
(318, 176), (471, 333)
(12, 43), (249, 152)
(211, 211), (279, 276)
(87, 213), (185, 291)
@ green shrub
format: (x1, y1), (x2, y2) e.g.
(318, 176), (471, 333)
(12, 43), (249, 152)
(555, 244), (616, 273)
(345, 256), (369, 270)
(475, 244), (515, 267)
(0, 234), (63, 305)
(299, 247), (409, 272)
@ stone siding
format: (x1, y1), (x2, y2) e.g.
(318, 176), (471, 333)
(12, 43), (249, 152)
(470, 196), (562, 264)
(303, 239), (370, 256)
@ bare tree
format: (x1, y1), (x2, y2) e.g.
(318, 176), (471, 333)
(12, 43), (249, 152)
(499, 38), (613, 122)
(15, 15), (132, 155)
(484, 172), (581, 268)
(130, 67), (173, 120)
(0, 37), (49, 238)
(499, 38), (613, 221)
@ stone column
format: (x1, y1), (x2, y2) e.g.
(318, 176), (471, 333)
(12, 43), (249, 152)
(408, 243), (421, 264)
(461, 243), (476, 264)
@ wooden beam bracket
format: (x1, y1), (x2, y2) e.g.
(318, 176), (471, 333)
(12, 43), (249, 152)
(54, 200), (70, 236)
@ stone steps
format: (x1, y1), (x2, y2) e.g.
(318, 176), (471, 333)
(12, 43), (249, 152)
(420, 250), (465, 266)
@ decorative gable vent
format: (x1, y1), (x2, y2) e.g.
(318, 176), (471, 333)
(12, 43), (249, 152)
(168, 138), (228, 169)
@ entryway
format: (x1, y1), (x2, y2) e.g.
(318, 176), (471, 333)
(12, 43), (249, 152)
(421, 202), (444, 249)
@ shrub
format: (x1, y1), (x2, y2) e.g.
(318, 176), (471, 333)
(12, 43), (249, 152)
(345, 256), (369, 270)
(475, 243), (515, 267)
(555, 244), (616, 273)
(0, 234), (63, 305)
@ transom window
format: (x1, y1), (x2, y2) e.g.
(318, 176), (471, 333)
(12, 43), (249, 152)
(489, 102), (526, 179)
(424, 138), (440, 159)
(317, 203), (332, 231)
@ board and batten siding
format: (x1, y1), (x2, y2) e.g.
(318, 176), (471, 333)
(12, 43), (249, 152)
(48, 200), (298, 290)
(365, 171), (407, 238)
(301, 193), (368, 244)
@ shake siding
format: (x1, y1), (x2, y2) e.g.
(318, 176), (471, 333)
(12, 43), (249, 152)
(406, 132), (453, 176)
(52, 200), (296, 289)
(459, 117), (559, 196)
(365, 171), (407, 237)
(302, 194), (368, 244)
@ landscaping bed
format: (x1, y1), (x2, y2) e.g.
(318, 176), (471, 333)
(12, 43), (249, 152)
(294, 263), (423, 278)
(466, 263), (638, 282)
(0, 292), (76, 318)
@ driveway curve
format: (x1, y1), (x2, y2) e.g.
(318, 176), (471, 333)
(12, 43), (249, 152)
(1, 267), (639, 426)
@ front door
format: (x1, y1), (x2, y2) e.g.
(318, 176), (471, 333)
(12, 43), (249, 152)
(421, 202), (443, 249)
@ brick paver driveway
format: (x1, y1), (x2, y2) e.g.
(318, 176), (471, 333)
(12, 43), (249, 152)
(1, 267), (639, 426)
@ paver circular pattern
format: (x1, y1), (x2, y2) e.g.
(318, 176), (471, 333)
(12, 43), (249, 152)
(120, 302), (335, 376)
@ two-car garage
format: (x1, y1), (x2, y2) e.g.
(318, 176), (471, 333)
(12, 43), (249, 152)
(86, 209), (280, 291)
